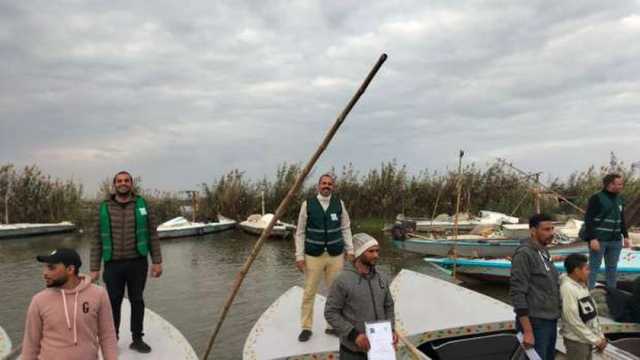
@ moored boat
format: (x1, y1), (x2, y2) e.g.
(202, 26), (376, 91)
(243, 269), (520, 359)
(0, 222), (76, 239)
(425, 249), (640, 284)
(397, 210), (519, 233)
(238, 214), (295, 238)
(394, 235), (587, 258)
(113, 301), (197, 359)
(157, 215), (236, 239)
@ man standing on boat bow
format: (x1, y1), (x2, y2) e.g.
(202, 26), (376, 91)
(325, 233), (397, 360)
(295, 173), (354, 342)
(90, 170), (163, 353)
(510, 213), (561, 360)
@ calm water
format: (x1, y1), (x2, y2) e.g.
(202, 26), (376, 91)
(0, 227), (509, 359)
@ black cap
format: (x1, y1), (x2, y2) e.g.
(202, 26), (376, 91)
(36, 248), (82, 269)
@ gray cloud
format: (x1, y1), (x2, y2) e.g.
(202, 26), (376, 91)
(1, 0), (639, 193)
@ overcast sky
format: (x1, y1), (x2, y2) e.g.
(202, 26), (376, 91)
(2, 0), (639, 194)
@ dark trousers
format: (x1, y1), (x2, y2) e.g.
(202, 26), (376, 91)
(103, 257), (148, 339)
(516, 316), (558, 360)
(339, 345), (367, 360)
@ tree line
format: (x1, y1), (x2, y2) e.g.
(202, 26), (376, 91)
(1, 158), (639, 230)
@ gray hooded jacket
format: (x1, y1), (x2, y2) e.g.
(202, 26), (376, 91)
(509, 239), (561, 320)
(324, 261), (395, 352)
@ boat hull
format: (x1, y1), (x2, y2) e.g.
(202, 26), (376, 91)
(0, 223), (76, 239)
(238, 223), (291, 238)
(426, 249), (640, 284)
(395, 238), (587, 258)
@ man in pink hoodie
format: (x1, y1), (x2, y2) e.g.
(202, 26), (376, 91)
(21, 248), (118, 360)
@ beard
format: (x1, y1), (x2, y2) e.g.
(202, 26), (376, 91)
(116, 186), (131, 196)
(46, 275), (68, 288)
(360, 257), (377, 267)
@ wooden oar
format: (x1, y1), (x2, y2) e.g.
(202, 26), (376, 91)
(201, 53), (388, 360)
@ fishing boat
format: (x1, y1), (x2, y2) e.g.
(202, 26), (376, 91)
(157, 215), (236, 239)
(243, 269), (521, 359)
(6, 301), (197, 360)
(425, 249), (640, 284)
(396, 210), (519, 233)
(243, 268), (640, 359)
(394, 235), (587, 258)
(0, 222), (76, 239)
(238, 214), (296, 238)
(113, 301), (197, 359)
(0, 324), (11, 359)
(500, 218), (584, 240)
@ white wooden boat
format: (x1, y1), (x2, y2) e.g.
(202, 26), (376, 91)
(500, 219), (584, 240)
(425, 249), (640, 284)
(157, 215), (236, 239)
(394, 236), (586, 258)
(243, 270), (521, 359)
(11, 301), (197, 360)
(0, 222), (76, 239)
(243, 269), (640, 359)
(0, 324), (11, 359)
(238, 214), (296, 238)
(109, 301), (197, 359)
(398, 210), (519, 233)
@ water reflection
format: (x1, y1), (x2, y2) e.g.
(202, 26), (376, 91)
(0, 228), (508, 359)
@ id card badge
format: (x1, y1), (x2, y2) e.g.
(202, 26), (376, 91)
(330, 213), (339, 221)
(364, 320), (395, 360)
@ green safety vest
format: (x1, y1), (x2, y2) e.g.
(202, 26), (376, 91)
(99, 196), (150, 262)
(593, 191), (624, 242)
(304, 195), (344, 256)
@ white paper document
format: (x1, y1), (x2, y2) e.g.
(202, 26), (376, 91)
(516, 332), (542, 360)
(365, 321), (396, 360)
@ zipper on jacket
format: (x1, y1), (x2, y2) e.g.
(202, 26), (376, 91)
(367, 277), (380, 320)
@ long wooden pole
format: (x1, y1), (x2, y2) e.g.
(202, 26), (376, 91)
(430, 180), (444, 228)
(201, 53), (388, 360)
(497, 158), (586, 214)
(451, 150), (464, 280)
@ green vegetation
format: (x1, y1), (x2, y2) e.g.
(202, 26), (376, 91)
(1, 157), (638, 230)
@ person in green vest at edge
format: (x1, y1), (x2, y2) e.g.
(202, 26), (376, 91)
(294, 173), (354, 342)
(89, 171), (163, 353)
(584, 173), (631, 289)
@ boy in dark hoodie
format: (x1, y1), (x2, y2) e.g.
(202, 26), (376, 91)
(324, 233), (397, 360)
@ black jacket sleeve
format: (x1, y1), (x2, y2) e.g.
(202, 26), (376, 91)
(584, 194), (601, 241)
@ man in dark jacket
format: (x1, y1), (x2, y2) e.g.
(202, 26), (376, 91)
(510, 213), (561, 360)
(89, 171), (162, 353)
(584, 173), (630, 289)
(324, 233), (396, 360)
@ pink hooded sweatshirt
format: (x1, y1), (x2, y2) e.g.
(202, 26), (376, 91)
(21, 275), (118, 360)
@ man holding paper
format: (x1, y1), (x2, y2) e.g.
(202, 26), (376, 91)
(324, 233), (397, 360)
(510, 214), (561, 360)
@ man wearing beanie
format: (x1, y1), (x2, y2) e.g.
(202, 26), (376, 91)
(294, 173), (354, 342)
(325, 233), (396, 360)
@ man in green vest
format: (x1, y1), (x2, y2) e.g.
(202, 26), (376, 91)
(89, 171), (163, 353)
(294, 173), (354, 342)
(584, 173), (630, 289)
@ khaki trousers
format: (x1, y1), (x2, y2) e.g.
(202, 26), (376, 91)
(301, 252), (344, 330)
